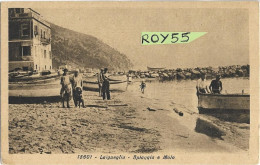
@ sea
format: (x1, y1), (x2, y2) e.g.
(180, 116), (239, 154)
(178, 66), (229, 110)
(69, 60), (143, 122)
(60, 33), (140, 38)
(126, 77), (249, 114)
(122, 77), (250, 149)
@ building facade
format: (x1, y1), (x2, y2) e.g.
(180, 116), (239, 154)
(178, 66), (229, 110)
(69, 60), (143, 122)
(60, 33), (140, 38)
(9, 8), (52, 72)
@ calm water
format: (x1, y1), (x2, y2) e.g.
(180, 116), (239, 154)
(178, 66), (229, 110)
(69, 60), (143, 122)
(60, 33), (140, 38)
(126, 78), (249, 113)
(125, 77), (250, 142)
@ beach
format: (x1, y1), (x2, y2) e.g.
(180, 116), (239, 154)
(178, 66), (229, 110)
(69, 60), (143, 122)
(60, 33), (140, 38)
(9, 79), (249, 154)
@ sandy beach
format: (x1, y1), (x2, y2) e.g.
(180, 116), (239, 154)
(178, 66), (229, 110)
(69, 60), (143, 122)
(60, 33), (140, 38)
(8, 86), (249, 154)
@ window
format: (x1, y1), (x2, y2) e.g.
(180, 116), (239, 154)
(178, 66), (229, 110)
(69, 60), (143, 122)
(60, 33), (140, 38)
(15, 8), (21, 13)
(9, 42), (21, 61)
(21, 23), (30, 37)
(23, 67), (28, 71)
(34, 46), (37, 57)
(35, 65), (37, 70)
(34, 25), (38, 36)
(22, 46), (31, 56)
(45, 65), (46, 70)
(43, 31), (46, 39)
(50, 66), (51, 70)
(44, 50), (46, 58)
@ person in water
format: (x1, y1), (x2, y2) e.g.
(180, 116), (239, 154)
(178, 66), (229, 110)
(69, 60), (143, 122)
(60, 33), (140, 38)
(196, 74), (209, 94)
(140, 81), (146, 94)
(60, 68), (72, 108)
(101, 68), (110, 100)
(209, 75), (223, 94)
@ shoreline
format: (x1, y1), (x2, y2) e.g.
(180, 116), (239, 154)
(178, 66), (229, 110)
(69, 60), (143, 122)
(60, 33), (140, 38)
(9, 89), (249, 154)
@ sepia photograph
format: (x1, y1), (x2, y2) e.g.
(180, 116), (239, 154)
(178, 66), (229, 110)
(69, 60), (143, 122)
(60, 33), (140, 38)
(1, 1), (259, 165)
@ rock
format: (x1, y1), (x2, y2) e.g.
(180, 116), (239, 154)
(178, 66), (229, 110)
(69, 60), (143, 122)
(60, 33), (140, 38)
(147, 107), (156, 111)
(173, 108), (183, 116)
(173, 108), (179, 113)
(179, 111), (184, 116)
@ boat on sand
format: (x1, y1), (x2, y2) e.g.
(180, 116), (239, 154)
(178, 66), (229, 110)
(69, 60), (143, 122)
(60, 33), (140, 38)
(197, 92), (250, 113)
(9, 80), (61, 98)
(83, 75), (128, 92)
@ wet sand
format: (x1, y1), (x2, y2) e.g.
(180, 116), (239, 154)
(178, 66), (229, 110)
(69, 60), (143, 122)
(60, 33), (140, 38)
(9, 90), (249, 154)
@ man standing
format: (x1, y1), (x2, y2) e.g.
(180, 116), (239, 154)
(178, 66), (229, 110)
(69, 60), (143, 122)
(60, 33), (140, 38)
(97, 68), (104, 97)
(101, 68), (110, 100)
(209, 75), (222, 94)
(60, 68), (72, 108)
(196, 74), (209, 93)
(72, 69), (85, 107)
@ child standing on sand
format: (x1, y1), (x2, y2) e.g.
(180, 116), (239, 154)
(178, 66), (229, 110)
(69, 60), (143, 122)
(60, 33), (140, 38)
(140, 81), (146, 94)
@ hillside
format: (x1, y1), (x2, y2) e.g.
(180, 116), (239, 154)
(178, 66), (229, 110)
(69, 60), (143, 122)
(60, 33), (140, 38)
(50, 23), (133, 71)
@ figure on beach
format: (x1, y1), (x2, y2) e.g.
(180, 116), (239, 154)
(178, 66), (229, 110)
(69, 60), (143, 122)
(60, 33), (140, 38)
(140, 81), (146, 94)
(101, 68), (110, 100)
(97, 68), (104, 97)
(60, 68), (72, 108)
(209, 75), (222, 94)
(72, 69), (85, 108)
(196, 74), (209, 94)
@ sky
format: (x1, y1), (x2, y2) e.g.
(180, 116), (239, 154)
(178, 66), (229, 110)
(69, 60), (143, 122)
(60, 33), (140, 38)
(35, 7), (249, 70)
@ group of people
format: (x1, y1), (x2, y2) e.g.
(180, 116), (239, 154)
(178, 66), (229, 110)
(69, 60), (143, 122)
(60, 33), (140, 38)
(60, 67), (223, 108)
(60, 67), (112, 108)
(196, 74), (223, 94)
(60, 68), (85, 108)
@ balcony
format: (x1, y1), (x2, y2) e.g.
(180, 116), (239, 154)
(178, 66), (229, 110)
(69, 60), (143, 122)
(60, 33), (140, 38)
(40, 38), (51, 45)
(22, 56), (34, 61)
(9, 12), (32, 19)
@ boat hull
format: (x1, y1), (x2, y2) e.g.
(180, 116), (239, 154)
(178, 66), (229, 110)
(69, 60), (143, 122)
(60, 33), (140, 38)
(9, 80), (61, 98)
(83, 81), (127, 92)
(197, 93), (250, 113)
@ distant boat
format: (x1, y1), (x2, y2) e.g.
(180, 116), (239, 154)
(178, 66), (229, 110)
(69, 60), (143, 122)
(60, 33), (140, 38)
(147, 66), (166, 71)
(197, 92), (250, 113)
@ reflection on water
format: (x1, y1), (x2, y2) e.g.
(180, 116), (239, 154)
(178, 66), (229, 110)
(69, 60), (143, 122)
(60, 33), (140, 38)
(195, 118), (226, 140)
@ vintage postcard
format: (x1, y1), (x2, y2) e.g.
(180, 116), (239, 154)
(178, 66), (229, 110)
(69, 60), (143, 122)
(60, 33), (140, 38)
(1, 1), (259, 164)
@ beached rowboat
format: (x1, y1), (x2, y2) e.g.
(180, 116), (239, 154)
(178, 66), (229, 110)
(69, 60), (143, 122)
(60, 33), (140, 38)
(9, 80), (61, 98)
(197, 93), (250, 113)
(83, 74), (128, 92)
(83, 80), (127, 92)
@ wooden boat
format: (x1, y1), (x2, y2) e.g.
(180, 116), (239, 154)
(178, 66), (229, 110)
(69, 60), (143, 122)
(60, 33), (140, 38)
(197, 92), (250, 113)
(108, 74), (127, 82)
(9, 73), (60, 83)
(147, 66), (166, 71)
(83, 80), (127, 92)
(83, 74), (128, 91)
(9, 79), (61, 98)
